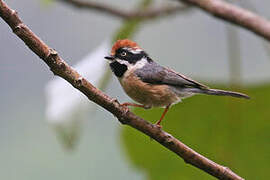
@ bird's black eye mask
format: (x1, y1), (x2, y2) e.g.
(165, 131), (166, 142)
(115, 48), (148, 64)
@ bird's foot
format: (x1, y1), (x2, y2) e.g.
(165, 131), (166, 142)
(110, 98), (119, 104)
(155, 122), (162, 129)
(120, 103), (130, 114)
(121, 102), (149, 109)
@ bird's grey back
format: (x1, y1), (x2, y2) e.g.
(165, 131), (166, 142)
(134, 61), (208, 89)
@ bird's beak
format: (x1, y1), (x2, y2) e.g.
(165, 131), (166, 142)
(104, 55), (115, 61)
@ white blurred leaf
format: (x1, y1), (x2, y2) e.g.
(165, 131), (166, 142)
(45, 40), (111, 149)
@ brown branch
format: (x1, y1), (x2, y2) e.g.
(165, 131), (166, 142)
(0, 1), (244, 180)
(60, 0), (270, 41)
(58, 0), (190, 19)
(179, 0), (270, 41)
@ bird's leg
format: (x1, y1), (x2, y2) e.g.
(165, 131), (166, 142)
(155, 104), (171, 128)
(121, 102), (149, 109)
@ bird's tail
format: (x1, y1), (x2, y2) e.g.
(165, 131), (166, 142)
(190, 88), (250, 99)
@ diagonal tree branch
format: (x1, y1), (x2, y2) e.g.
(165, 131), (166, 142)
(0, 1), (244, 180)
(57, 0), (190, 20)
(178, 0), (270, 41)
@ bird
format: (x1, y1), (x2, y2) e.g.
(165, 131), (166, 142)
(105, 39), (250, 128)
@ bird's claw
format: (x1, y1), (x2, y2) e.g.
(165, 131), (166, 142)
(110, 98), (119, 104)
(155, 123), (162, 129)
(120, 103), (130, 114)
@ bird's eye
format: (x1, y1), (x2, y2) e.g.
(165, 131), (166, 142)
(121, 52), (127, 56)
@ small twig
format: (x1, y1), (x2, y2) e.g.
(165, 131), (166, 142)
(243, 0), (270, 61)
(178, 0), (270, 41)
(0, 1), (244, 179)
(58, 0), (190, 20)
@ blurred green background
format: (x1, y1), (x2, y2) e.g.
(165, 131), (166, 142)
(122, 84), (270, 180)
(0, 0), (270, 179)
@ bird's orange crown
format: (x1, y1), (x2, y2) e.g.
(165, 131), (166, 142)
(111, 39), (140, 55)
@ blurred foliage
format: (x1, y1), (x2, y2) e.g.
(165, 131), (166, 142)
(121, 84), (270, 180)
(113, 0), (152, 41)
(41, 0), (54, 6)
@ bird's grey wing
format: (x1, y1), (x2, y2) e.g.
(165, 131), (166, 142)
(134, 62), (208, 89)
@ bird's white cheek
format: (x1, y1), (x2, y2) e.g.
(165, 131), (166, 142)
(134, 58), (147, 69)
(116, 58), (148, 71)
(116, 59), (127, 65)
(116, 59), (133, 69)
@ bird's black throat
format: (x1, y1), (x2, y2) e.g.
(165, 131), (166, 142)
(109, 61), (127, 77)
